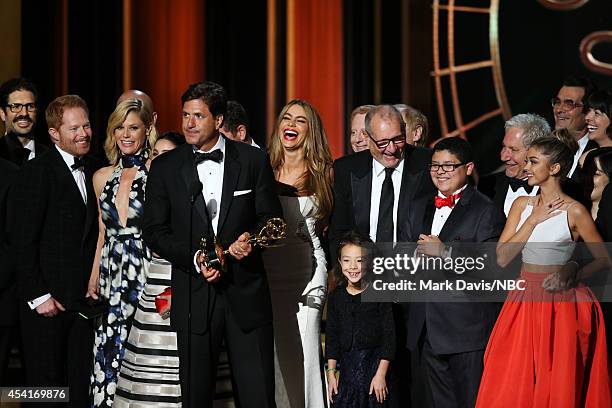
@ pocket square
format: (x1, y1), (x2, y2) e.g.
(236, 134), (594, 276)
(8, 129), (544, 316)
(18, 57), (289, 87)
(233, 189), (252, 196)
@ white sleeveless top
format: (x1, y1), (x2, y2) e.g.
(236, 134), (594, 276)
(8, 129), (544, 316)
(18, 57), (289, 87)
(516, 200), (575, 265)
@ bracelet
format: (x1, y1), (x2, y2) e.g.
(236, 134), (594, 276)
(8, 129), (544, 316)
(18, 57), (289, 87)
(326, 367), (338, 373)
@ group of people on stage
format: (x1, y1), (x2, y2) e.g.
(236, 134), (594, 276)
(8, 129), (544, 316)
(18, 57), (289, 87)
(0, 73), (611, 408)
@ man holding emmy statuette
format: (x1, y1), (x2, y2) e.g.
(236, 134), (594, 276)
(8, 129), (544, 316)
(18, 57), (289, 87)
(143, 81), (283, 408)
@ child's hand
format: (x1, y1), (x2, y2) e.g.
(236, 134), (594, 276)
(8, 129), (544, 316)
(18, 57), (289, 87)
(369, 372), (388, 403)
(327, 371), (338, 403)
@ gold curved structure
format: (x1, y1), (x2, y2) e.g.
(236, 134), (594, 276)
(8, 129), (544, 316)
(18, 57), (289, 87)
(432, 0), (511, 139)
(537, 0), (589, 11)
(580, 31), (612, 76)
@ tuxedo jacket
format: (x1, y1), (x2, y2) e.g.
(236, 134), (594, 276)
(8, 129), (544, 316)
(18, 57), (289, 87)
(0, 158), (18, 325)
(7, 147), (99, 311)
(328, 145), (434, 257)
(402, 184), (505, 355)
(0, 134), (49, 166)
(142, 140), (282, 334)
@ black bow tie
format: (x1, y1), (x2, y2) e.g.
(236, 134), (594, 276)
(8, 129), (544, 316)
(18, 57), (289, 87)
(194, 150), (223, 164)
(71, 157), (85, 171)
(508, 176), (533, 194)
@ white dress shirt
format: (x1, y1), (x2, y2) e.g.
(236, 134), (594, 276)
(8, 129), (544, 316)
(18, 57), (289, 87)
(196, 136), (225, 234)
(503, 183), (538, 216)
(250, 139), (260, 149)
(28, 145), (88, 310)
(369, 158), (404, 243)
(24, 138), (35, 161)
(567, 133), (590, 178)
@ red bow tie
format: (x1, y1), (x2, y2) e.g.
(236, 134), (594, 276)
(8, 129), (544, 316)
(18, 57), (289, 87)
(434, 192), (462, 209)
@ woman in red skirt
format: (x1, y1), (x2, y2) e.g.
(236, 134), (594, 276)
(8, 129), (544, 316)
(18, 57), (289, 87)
(476, 129), (611, 407)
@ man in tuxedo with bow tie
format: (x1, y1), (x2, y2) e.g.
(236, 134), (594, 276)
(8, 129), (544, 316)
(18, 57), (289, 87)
(143, 81), (282, 407)
(478, 113), (550, 215)
(8, 95), (99, 405)
(404, 137), (505, 408)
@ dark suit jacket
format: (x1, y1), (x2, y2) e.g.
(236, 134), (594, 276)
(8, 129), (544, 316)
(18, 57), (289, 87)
(403, 185), (505, 355)
(7, 147), (99, 310)
(0, 133), (49, 166)
(142, 139), (282, 333)
(328, 145), (434, 257)
(0, 158), (18, 325)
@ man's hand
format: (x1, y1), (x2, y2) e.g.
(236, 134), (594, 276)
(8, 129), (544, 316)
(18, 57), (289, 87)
(35, 297), (65, 318)
(197, 252), (222, 283)
(416, 234), (446, 257)
(228, 232), (252, 260)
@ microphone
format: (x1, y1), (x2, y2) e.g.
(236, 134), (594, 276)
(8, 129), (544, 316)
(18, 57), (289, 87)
(190, 180), (203, 204)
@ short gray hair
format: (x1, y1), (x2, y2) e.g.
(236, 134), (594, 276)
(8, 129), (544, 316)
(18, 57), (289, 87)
(364, 104), (406, 138)
(504, 113), (551, 149)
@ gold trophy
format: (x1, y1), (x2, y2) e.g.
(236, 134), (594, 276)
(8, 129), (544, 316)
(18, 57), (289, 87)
(198, 217), (287, 272)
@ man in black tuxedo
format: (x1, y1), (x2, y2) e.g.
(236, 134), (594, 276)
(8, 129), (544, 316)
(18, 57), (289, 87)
(143, 81), (282, 408)
(478, 113), (551, 215)
(404, 137), (505, 408)
(329, 104), (434, 254)
(329, 104), (434, 407)
(8, 95), (99, 405)
(0, 157), (18, 385)
(0, 78), (48, 165)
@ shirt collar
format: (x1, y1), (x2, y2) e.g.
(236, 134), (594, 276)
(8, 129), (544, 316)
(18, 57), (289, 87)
(372, 157), (405, 178)
(195, 134), (226, 158)
(577, 133), (589, 149)
(55, 145), (81, 172)
(437, 183), (467, 199)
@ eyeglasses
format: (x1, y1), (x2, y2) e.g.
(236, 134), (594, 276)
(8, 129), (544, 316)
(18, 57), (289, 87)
(550, 97), (583, 111)
(5, 103), (37, 113)
(428, 162), (466, 172)
(368, 132), (406, 149)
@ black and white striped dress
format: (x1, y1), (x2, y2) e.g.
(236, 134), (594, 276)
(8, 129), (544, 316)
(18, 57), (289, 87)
(114, 257), (182, 407)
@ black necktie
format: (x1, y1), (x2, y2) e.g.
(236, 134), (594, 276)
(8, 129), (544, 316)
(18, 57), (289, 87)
(507, 176), (533, 194)
(376, 167), (395, 243)
(194, 150), (223, 164)
(71, 157), (84, 171)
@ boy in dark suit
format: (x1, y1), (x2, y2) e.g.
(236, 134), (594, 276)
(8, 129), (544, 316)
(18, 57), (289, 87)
(404, 137), (505, 408)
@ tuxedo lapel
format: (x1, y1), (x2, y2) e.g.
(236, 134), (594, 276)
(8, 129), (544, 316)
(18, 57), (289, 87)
(493, 176), (508, 211)
(180, 149), (209, 231)
(438, 185), (474, 241)
(351, 155), (372, 235)
(217, 142), (240, 235)
(49, 147), (86, 209)
(423, 198), (435, 236)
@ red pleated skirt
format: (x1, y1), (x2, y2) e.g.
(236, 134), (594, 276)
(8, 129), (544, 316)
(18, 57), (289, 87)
(476, 271), (611, 408)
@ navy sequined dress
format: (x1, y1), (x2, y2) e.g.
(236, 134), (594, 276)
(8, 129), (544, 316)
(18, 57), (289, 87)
(90, 152), (151, 407)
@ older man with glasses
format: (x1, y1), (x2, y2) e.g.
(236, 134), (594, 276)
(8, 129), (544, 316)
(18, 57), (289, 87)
(0, 78), (48, 166)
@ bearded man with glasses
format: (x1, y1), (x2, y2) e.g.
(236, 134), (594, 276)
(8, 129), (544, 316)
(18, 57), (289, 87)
(0, 78), (48, 166)
(329, 104), (435, 407)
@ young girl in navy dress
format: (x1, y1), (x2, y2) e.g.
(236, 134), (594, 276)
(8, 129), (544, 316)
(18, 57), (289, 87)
(326, 231), (395, 407)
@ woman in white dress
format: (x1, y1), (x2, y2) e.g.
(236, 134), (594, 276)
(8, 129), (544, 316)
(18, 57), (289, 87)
(263, 99), (334, 407)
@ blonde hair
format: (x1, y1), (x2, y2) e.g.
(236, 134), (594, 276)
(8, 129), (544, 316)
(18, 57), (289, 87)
(105, 99), (157, 165)
(268, 99), (333, 221)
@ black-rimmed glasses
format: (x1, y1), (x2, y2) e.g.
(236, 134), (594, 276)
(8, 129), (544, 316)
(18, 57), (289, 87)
(428, 162), (466, 172)
(367, 132), (406, 149)
(5, 103), (37, 113)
